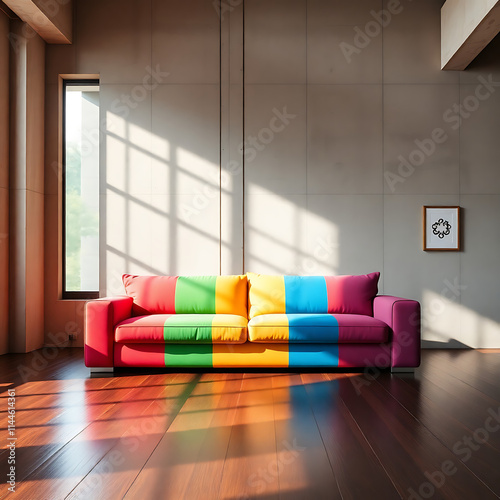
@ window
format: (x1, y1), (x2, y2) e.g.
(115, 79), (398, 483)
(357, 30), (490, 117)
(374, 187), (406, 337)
(63, 80), (100, 299)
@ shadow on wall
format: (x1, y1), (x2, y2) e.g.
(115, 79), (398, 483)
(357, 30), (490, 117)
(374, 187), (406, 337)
(421, 340), (471, 349)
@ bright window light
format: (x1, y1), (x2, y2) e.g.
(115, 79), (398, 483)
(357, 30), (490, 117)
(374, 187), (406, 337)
(63, 80), (100, 298)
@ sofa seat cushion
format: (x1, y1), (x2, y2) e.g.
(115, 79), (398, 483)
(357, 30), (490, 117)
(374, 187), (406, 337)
(248, 314), (389, 344)
(115, 314), (248, 344)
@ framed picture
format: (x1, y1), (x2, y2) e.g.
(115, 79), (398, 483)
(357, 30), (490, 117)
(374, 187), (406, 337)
(423, 206), (461, 251)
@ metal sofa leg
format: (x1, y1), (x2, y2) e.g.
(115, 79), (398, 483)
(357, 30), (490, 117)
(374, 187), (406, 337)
(391, 367), (415, 373)
(89, 367), (115, 374)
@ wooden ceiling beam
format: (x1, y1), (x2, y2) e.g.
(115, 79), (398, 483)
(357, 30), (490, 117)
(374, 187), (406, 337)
(2, 0), (72, 44)
(442, 0), (500, 70)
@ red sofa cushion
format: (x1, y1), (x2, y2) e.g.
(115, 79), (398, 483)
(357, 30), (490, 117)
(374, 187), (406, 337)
(115, 314), (248, 344)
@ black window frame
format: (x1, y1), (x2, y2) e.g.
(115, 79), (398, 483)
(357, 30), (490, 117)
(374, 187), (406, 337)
(62, 79), (100, 300)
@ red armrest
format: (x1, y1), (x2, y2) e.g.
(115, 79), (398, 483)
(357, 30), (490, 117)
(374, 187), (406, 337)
(373, 295), (421, 368)
(85, 296), (133, 367)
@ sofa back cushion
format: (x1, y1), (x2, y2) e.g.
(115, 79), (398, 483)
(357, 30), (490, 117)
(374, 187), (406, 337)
(247, 272), (379, 318)
(122, 274), (248, 317)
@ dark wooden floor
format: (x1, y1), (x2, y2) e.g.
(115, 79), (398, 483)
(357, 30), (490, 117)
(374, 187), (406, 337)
(1, 349), (500, 499)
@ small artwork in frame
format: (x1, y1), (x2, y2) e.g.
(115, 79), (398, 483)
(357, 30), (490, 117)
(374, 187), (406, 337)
(423, 206), (461, 251)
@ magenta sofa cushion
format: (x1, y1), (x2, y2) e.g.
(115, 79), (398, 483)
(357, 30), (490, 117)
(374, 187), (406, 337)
(326, 272), (380, 316)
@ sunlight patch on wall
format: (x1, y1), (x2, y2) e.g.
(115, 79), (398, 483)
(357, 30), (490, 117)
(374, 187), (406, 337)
(128, 122), (151, 149)
(422, 290), (463, 345)
(461, 305), (500, 349)
(245, 188), (339, 276)
(105, 135), (127, 192)
(302, 210), (339, 276)
(177, 146), (220, 194)
(106, 110), (127, 139)
(422, 289), (500, 348)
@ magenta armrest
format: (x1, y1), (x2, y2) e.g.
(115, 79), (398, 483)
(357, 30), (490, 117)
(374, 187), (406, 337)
(373, 295), (421, 368)
(85, 296), (133, 367)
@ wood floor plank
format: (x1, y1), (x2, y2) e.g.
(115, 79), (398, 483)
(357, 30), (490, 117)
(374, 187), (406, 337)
(180, 373), (244, 500)
(0, 349), (87, 389)
(407, 366), (500, 451)
(270, 373), (341, 500)
(66, 373), (196, 500)
(0, 376), (118, 485)
(217, 373), (280, 500)
(301, 372), (401, 500)
(7, 374), (171, 499)
(424, 350), (500, 403)
(376, 373), (500, 496)
(334, 372), (498, 500)
(123, 373), (237, 499)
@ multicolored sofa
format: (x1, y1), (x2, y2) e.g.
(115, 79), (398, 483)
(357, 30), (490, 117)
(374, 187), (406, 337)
(84, 272), (421, 372)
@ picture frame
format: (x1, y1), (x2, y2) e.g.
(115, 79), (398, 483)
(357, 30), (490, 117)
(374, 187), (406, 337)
(423, 206), (461, 251)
